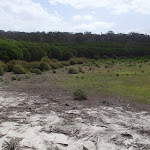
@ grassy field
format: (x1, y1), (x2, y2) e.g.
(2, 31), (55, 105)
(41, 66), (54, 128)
(55, 59), (150, 103)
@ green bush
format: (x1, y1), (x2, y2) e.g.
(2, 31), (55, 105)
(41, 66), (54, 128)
(30, 68), (42, 74)
(69, 59), (76, 65)
(49, 62), (59, 69)
(55, 62), (64, 68)
(25, 74), (31, 79)
(13, 65), (26, 74)
(61, 61), (70, 66)
(73, 89), (87, 100)
(28, 62), (40, 70)
(6, 62), (14, 72)
(0, 78), (3, 82)
(52, 69), (56, 73)
(41, 56), (52, 64)
(78, 67), (84, 73)
(11, 76), (16, 81)
(68, 68), (79, 74)
(76, 57), (86, 64)
(40, 61), (51, 71)
(0, 65), (4, 76)
(17, 77), (22, 81)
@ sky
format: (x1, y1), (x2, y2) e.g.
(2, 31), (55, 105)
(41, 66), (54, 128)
(0, 0), (150, 34)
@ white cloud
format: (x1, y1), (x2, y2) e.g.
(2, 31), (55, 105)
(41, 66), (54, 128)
(72, 22), (115, 33)
(0, 0), (115, 33)
(0, 0), (64, 32)
(72, 15), (94, 22)
(71, 14), (115, 33)
(49, 0), (150, 15)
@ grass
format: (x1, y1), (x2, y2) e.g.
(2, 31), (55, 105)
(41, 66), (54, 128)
(55, 59), (150, 103)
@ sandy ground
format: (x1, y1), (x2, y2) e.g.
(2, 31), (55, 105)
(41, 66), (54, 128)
(0, 85), (150, 150)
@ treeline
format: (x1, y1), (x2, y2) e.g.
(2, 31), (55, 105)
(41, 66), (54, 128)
(0, 30), (150, 43)
(0, 36), (150, 62)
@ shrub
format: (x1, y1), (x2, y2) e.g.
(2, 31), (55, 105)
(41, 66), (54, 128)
(76, 57), (86, 64)
(68, 68), (79, 74)
(40, 61), (51, 71)
(0, 78), (3, 82)
(28, 62), (40, 70)
(0, 62), (8, 71)
(0, 65), (4, 76)
(11, 76), (16, 81)
(116, 73), (119, 76)
(55, 62), (64, 68)
(61, 61), (70, 66)
(7, 62), (14, 72)
(30, 69), (42, 74)
(69, 59), (76, 65)
(25, 74), (31, 79)
(17, 77), (22, 81)
(52, 69), (56, 73)
(78, 67), (84, 73)
(105, 64), (110, 68)
(41, 56), (52, 64)
(73, 89), (87, 100)
(49, 62), (59, 69)
(13, 65), (26, 74)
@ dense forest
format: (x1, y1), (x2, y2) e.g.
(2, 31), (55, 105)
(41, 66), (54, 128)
(0, 30), (150, 62)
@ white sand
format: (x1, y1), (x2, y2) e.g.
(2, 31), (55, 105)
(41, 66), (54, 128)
(0, 88), (150, 150)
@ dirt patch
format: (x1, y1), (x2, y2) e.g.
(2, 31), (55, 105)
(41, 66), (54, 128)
(0, 71), (150, 149)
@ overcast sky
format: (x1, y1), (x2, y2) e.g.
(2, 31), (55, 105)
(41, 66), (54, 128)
(0, 0), (150, 34)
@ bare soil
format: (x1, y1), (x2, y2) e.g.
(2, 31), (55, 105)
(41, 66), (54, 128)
(0, 71), (150, 150)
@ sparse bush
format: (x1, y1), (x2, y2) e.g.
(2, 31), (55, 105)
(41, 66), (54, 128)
(25, 74), (31, 79)
(68, 68), (79, 74)
(105, 64), (110, 68)
(55, 62), (64, 68)
(11, 76), (16, 81)
(30, 68), (42, 74)
(49, 62), (59, 69)
(73, 89), (87, 100)
(0, 78), (3, 82)
(78, 67), (84, 73)
(6, 62), (14, 72)
(61, 61), (70, 66)
(52, 69), (56, 73)
(0, 65), (4, 76)
(28, 61), (40, 70)
(69, 59), (76, 65)
(116, 73), (119, 76)
(17, 77), (22, 81)
(40, 61), (51, 71)
(41, 56), (52, 64)
(76, 57), (86, 64)
(13, 65), (26, 74)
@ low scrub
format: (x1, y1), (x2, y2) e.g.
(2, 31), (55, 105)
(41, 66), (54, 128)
(69, 59), (76, 65)
(30, 68), (42, 74)
(49, 62), (59, 69)
(40, 61), (51, 71)
(73, 89), (87, 100)
(13, 65), (27, 74)
(68, 68), (79, 74)
(61, 61), (70, 66)
(0, 65), (4, 76)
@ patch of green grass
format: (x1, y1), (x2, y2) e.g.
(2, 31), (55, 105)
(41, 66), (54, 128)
(55, 60), (150, 103)
(73, 89), (87, 100)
